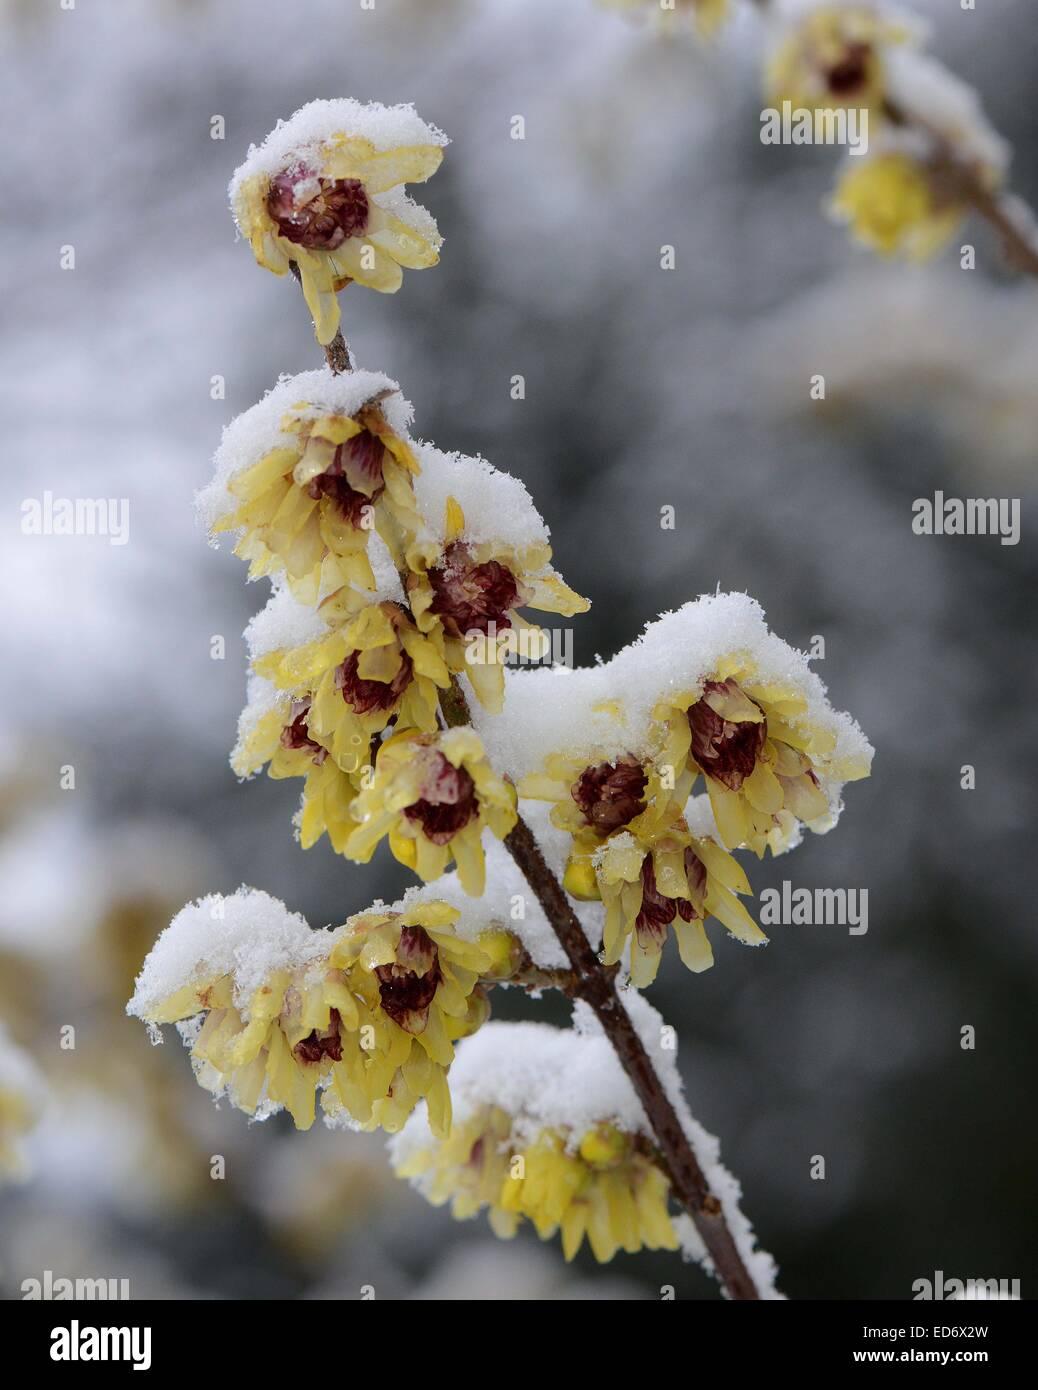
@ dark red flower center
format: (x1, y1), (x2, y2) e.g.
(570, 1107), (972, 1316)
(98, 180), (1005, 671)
(403, 752), (478, 844)
(267, 165), (370, 249)
(427, 544), (521, 638)
(305, 429), (387, 529)
(686, 681), (766, 791)
(826, 44), (869, 95)
(293, 1008), (343, 1064)
(280, 702), (327, 764)
(375, 929), (442, 1030)
(336, 648), (413, 715)
(634, 857), (699, 945)
(571, 755), (648, 834)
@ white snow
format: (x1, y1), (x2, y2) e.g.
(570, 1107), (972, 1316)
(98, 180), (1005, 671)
(197, 367), (413, 532)
(396, 809), (602, 972)
(410, 441), (552, 551)
(884, 48), (1009, 178)
(390, 1012), (651, 1156)
(390, 990), (782, 1298)
(229, 98), (449, 203)
(127, 886), (335, 1020)
(473, 591), (873, 790)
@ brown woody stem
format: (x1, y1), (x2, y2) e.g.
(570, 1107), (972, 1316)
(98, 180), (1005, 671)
(439, 676), (762, 1299)
(883, 100), (1038, 277)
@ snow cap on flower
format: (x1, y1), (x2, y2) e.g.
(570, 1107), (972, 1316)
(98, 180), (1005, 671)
(475, 592), (872, 856)
(127, 889), (493, 1136)
(198, 367), (419, 604)
(230, 99), (448, 343)
(765, 3), (920, 115)
(393, 995), (779, 1290)
(346, 727), (518, 896)
(404, 444), (590, 712)
(391, 1010), (679, 1262)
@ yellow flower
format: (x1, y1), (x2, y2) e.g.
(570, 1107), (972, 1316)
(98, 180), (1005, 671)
(137, 951), (362, 1133)
(231, 101), (445, 344)
(395, 1106), (678, 1262)
(766, 5), (914, 115)
(0, 1025), (42, 1183)
(129, 894), (491, 1138)
(405, 497), (589, 713)
(602, 0), (730, 39)
(214, 396), (421, 604)
(653, 663), (870, 855)
(253, 591), (451, 769)
(520, 750), (761, 982)
(829, 152), (963, 261)
(346, 728), (518, 896)
(324, 902), (493, 1138)
(232, 697), (362, 854)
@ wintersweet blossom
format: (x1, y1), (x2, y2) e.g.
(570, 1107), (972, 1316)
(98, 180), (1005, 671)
(766, 4), (916, 116)
(520, 752), (762, 982)
(323, 902), (493, 1137)
(253, 591), (451, 765)
(346, 728), (518, 896)
(653, 666), (868, 856)
(231, 99), (447, 344)
(405, 495), (589, 714)
(829, 150), (965, 261)
(210, 388), (420, 603)
(232, 690), (362, 853)
(127, 891), (493, 1138)
(395, 1103), (678, 1261)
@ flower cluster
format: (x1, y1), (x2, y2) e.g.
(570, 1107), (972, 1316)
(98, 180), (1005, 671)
(203, 367), (587, 864)
(127, 890), (511, 1138)
(395, 1103), (678, 1262)
(391, 1014), (684, 1263)
(492, 592), (872, 982)
(128, 98), (873, 1286)
(764, 3), (1008, 264)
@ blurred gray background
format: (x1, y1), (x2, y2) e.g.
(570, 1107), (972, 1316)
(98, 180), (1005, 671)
(1, 0), (1035, 1299)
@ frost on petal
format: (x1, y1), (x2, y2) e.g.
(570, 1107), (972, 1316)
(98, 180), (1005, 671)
(229, 98), (448, 207)
(126, 886), (329, 1022)
(197, 367), (412, 533)
(474, 592), (873, 847)
(390, 994), (781, 1288)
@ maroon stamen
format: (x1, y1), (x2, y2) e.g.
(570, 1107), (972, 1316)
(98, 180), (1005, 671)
(403, 753), (478, 844)
(305, 429), (387, 529)
(427, 544), (521, 638)
(826, 44), (869, 95)
(280, 702), (327, 765)
(336, 648), (413, 714)
(267, 165), (370, 249)
(375, 928), (443, 1031)
(686, 680), (766, 791)
(571, 755), (648, 834)
(293, 1008), (343, 1064)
